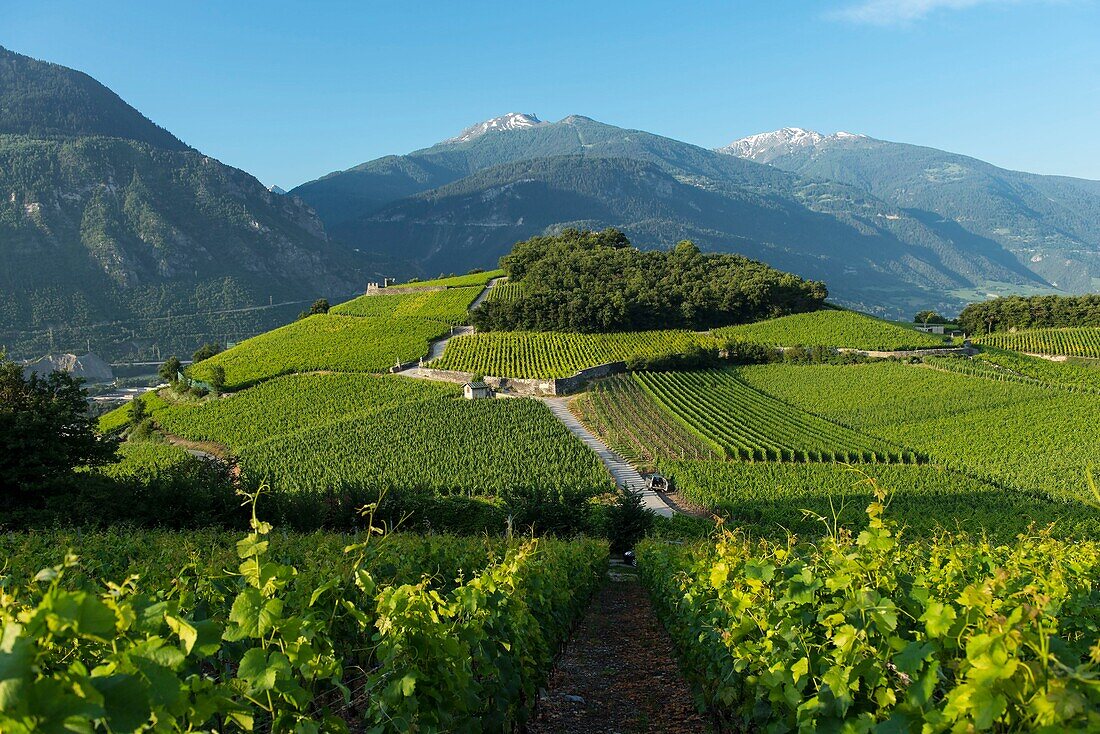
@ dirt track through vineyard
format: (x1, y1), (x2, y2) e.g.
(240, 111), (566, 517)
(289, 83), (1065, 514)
(530, 571), (711, 734)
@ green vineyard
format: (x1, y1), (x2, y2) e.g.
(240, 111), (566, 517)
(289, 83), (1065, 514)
(431, 329), (715, 378)
(146, 375), (610, 520)
(331, 286), (482, 323)
(154, 373), (457, 447)
(633, 369), (919, 463)
(189, 314), (450, 388)
(482, 281), (523, 303)
(738, 362), (1100, 501)
(926, 348), (1100, 394)
(660, 460), (1100, 540)
(571, 376), (720, 467)
(398, 268), (505, 289)
(975, 326), (1100, 358)
(715, 309), (946, 350)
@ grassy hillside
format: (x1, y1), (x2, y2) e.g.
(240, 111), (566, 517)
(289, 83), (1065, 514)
(331, 286), (482, 323)
(189, 314), (449, 388)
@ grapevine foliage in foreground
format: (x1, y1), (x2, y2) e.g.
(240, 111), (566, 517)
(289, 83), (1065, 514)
(639, 483), (1100, 732)
(0, 491), (608, 732)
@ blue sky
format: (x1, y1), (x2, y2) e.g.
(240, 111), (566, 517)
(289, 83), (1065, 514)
(4, 0), (1098, 187)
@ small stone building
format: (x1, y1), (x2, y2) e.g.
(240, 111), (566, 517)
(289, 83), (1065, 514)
(463, 381), (492, 400)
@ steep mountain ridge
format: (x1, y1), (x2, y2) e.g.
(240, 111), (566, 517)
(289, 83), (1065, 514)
(721, 130), (1100, 292)
(0, 45), (187, 150)
(0, 46), (377, 361)
(295, 115), (1049, 315)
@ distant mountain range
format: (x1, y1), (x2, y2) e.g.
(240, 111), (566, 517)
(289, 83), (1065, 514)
(0, 46), (384, 361)
(719, 127), (1100, 294)
(291, 114), (1097, 316)
(3, 40), (1098, 350)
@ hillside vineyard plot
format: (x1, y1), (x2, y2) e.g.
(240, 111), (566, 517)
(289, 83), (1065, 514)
(241, 398), (609, 501)
(149, 374), (609, 504)
(482, 281), (523, 303)
(572, 375), (720, 467)
(737, 362), (1100, 501)
(714, 309), (946, 351)
(634, 370), (918, 464)
(431, 330), (715, 378)
(331, 286), (482, 324)
(925, 349), (1100, 394)
(975, 326), (1100, 358)
(398, 269), (505, 289)
(154, 373), (457, 447)
(661, 460), (1100, 540)
(189, 314), (450, 388)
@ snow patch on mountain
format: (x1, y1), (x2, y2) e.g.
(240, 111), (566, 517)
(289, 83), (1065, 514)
(448, 113), (548, 143)
(718, 127), (867, 163)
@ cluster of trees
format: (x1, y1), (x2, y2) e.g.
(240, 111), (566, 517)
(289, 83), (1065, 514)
(159, 353), (225, 396)
(958, 294), (1100, 335)
(0, 357), (117, 515)
(472, 229), (828, 333)
(914, 310), (949, 325)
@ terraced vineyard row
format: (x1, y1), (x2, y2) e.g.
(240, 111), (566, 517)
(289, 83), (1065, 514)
(331, 286), (482, 323)
(144, 374), (610, 519)
(431, 329), (714, 378)
(483, 281), (523, 303)
(571, 375), (719, 467)
(975, 326), (1100, 358)
(634, 370), (919, 463)
(737, 362), (1100, 501)
(714, 309), (946, 350)
(189, 314), (450, 388)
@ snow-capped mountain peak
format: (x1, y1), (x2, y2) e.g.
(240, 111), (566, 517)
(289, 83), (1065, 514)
(717, 128), (867, 163)
(448, 113), (548, 143)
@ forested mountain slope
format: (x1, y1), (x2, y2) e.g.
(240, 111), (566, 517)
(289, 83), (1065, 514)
(0, 46), (378, 360)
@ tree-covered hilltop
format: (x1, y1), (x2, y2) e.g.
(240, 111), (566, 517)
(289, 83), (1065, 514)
(958, 294), (1100, 334)
(471, 229), (827, 333)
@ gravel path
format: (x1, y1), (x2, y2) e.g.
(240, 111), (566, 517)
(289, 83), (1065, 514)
(541, 397), (675, 517)
(530, 572), (711, 734)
